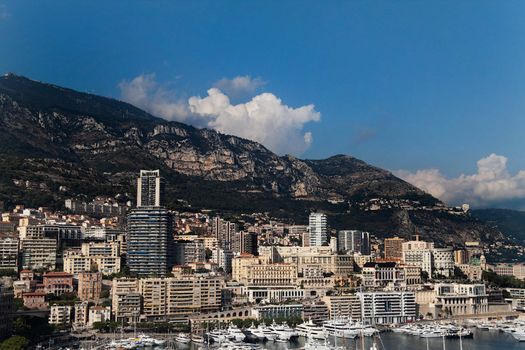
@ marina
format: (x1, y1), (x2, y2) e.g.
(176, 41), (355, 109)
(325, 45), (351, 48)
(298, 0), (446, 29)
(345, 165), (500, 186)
(77, 318), (525, 350)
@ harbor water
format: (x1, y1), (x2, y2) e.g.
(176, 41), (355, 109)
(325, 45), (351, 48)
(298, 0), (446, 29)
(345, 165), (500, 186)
(144, 329), (525, 350)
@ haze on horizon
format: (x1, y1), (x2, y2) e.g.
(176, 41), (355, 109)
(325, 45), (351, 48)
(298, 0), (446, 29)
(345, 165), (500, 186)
(1, 0), (525, 209)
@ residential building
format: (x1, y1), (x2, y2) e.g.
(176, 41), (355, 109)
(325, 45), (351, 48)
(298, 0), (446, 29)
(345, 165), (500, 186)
(111, 278), (140, 323)
(127, 207), (174, 276)
(0, 237), (18, 271)
(357, 291), (417, 324)
(0, 285), (14, 339)
(78, 272), (102, 302)
(252, 304), (302, 320)
(88, 306), (111, 327)
(337, 230), (370, 254)
(321, 295), (361, 320)
(384, 237), (405, 261)
(49, 305), (72, 325)
(308, 213), (327, 247)
(73, 302), (89, 330)
(173, 240), (206, 265)
(43, 272), (74, 296)
(137, 169), (164, 207)
(20, 238), (57, 270)
(22, 292), (47, 309)
(434, 283), (489, 316)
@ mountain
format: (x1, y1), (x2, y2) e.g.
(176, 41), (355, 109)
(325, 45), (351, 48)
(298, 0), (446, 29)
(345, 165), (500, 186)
(0, 73), (507, 246)
(471, 209), (525, 244)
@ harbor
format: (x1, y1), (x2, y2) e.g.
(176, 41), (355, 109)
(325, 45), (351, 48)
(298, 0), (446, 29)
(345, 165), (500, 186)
(75, 318), (525, 350)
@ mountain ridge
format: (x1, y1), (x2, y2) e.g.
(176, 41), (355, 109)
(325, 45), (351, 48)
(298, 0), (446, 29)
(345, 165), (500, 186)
(0, 74), (507, 246)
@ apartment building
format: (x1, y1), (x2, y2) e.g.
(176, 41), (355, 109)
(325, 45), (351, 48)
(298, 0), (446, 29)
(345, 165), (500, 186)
(357, 291), (417, 324)
(434, 283), (489, 316)
(20, 238), (57, 270)
(78, 272), (102, 302)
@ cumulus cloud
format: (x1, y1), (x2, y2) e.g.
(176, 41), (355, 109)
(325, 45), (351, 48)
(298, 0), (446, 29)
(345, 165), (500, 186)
(395, 154), (525, 208)
(214, 75), (265, 98)
(119, 74), (320, 155)
(189, 88), (320, 154)
(119, 74), (190, 122)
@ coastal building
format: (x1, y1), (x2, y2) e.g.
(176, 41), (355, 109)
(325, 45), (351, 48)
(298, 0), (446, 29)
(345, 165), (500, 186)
(357, 291), (417, 324)
(73, 302), (89, 330)
(88, 306), (111, 327)
(0, 237), (18, 271)
(43, 272), (74, 296)
(77, 272), (102, 302)
(20, 238), (57, 270)
(49, 305), (72, 325)
(308, 213), (327, 246)
(434, 283), (489, 316)
(252, 304), (303, 320)
(322, 295), (361, 320)
(337, 230), (371, 255)
(111, 278), (140, 323)
(362, 262), (405, 288)
(384, 237), (405, 261)
(432, 248), (455, 277)
(136, 169), (164, 207)
(127, 206), (173, 276)
(0, 285), (14, 339)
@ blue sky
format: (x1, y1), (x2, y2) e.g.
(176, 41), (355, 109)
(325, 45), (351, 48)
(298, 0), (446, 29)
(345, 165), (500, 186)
(1, 0), (525, 207)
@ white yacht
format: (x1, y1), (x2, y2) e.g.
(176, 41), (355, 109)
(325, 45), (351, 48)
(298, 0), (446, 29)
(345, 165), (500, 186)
(323, 319), (358, 339)
(226, 323), (246, 342)
(512, 328), (525, 341)
(175, 333), (191, 344)
(296, 319), (327, 340)
(268, 321), (295, 341)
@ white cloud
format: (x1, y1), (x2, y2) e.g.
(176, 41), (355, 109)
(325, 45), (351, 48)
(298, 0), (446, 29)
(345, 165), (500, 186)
(119, 74), (320, 155)
(214, 75), (265, 97)
(118, 74), (190, 122)
(395, 154), (525, 207)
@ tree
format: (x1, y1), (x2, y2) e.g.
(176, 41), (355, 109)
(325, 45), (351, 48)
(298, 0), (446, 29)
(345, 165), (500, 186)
(0, 336), (29, 350)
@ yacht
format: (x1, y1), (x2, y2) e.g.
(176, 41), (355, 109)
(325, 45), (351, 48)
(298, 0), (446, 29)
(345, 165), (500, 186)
(226, 323), (246, 342)
(247, 323), (266, 341)
(512, 328), (525, 341)
(296, 319), (327, 340)
(175, 333), (191, 344)
(323, 319), (358, 339)
(268, 321), (295, 341)
(191, 334), (206, 344)
(207, 329), (228, 343)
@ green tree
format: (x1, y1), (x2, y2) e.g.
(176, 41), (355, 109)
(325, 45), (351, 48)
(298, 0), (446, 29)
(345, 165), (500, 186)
(0, 336), (29, 350)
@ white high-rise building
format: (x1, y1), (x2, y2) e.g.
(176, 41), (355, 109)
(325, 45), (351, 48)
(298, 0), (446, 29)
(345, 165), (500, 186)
(136, 170), (163, 207)
(308, 213), (327, 247)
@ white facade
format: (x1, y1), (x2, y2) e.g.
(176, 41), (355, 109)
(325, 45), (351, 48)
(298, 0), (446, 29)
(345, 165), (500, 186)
(49, 305), (72, 325)
(308, 213), (327, 247)
(357, 291), (417, 324)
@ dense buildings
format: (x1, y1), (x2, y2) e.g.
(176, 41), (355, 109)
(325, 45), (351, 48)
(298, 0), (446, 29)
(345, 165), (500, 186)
(337, 230), (371, 254)
(0, 285), (14, 339)
(0, 181), (518, 335)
